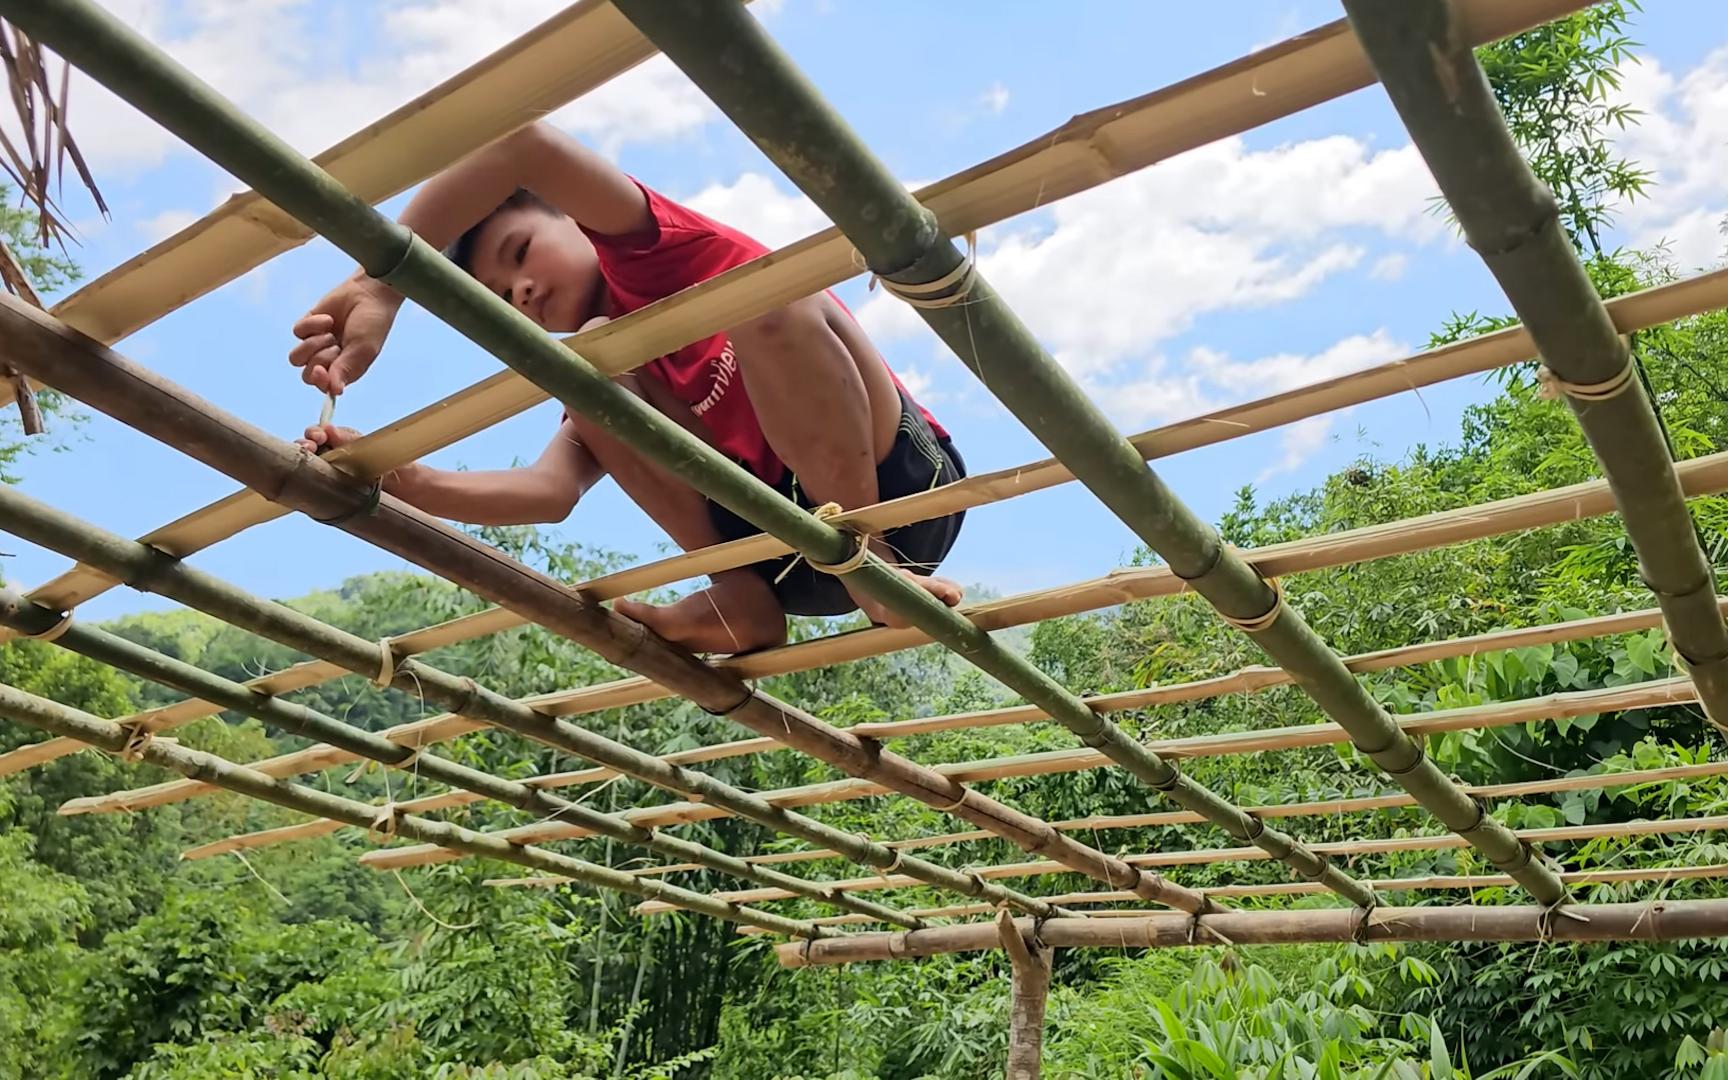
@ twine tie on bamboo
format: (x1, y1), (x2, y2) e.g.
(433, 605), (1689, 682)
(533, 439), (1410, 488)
(1219, 577), (1284, 634)
(773, 502), (872, 583)
(873, 232), (980, 310)
(1535, 358), (1636, 403)
(933, 787), (970, 813)
(374, 637), (398, 689)
(368, 802), (401, 843)
(115, 722), (154, 763)
(24, 610), (73, 642)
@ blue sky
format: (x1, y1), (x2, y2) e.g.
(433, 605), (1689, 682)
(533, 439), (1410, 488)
(8, 0), (1728, 621)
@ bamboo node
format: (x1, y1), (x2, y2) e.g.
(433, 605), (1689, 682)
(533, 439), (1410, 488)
(374, 638), (398, 688)
(1535, 359), (1635, 403)
(1218, 576), (1283, 634)
(24, 610), (74, 642)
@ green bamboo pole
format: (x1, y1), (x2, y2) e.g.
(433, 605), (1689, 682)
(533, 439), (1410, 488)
(0, 589), (923, 930)
(0, 0), (1362, 910)
(1340, 0), (1728, 731)
(0, 483), (1078, 919)
(0, 680), (822, 939)
(607, 0), (1568, 909)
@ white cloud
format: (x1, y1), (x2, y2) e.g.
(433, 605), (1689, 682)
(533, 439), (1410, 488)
(981, 83), (1010, 115)
(54, 0), (715, 177)
(1369, 253), (1408, 281)
(139, 209), (200, 242)
(682, 173), (828, 249)
(1257, 415), (1334, 483)
(1612, 50), (1728, 269)
(859, 134), (1438, 385)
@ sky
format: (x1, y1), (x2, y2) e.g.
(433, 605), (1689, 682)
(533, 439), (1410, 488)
(7, 0), (1728, 622)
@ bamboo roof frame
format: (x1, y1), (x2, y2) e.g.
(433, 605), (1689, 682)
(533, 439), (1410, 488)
(0, 0), (1724, 964)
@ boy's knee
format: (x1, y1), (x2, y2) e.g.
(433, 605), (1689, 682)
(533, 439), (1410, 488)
(730, 296), (826, 353)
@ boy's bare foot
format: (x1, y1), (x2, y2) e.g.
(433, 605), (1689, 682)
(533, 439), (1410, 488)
(613, 571), (788, 655)
(846, 549), (964, 629)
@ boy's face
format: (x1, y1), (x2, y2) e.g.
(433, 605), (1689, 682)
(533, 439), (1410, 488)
(467, 206), (602, 332)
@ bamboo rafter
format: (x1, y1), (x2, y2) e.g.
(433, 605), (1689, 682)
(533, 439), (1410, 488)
(0, 0), (1724, 963)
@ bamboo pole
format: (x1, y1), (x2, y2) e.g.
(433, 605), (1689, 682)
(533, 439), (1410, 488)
(635, 759), (1728, 879)
(7, 1), (1362, 911)
(635, 811), (1728, 913)
(615, 0), (1573, 906)
(775, 900), (1728, 966)
(734, 864), (1728, 935)
(0, 680), (822, 939)
(0, 589), (925, 930)
(10, 0), (1590, 622)
(34, 448), (1728, 801)
(1342, 0), (1728, 731)
(0, 483), (1079, 919)
(996, 909), (1052, 1080)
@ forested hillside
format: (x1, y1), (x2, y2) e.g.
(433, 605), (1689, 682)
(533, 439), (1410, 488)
(7, 6), (1728, 1077)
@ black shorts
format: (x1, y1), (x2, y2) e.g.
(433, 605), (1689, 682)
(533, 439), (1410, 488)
(708, 389), (966, 616)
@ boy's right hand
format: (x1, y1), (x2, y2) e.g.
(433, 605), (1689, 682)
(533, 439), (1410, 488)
(297, 423), (416, 496)
(289, 275), (403, 396)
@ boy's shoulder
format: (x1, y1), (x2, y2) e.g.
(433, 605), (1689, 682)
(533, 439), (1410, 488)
(584, 180), (769, 301)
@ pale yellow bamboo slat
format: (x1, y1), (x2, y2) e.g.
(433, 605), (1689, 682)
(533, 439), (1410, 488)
(366, 677), (1699, 872)
(71, 445), (1728, 816)
(8, 0), (1599, 627)
(724, 863), (1728, 935)
(633, 812), (1728, 914)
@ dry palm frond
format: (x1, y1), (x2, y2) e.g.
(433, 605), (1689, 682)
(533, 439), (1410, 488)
(0, 19), (107, 250)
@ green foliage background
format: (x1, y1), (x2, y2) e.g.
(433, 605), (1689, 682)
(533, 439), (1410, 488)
(8, 5), (1728, 1076)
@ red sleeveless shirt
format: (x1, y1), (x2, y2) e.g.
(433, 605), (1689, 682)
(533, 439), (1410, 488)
(581, 183), (946, 487)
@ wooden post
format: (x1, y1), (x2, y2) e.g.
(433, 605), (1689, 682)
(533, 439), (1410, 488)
(996, 909), (1052, 1080)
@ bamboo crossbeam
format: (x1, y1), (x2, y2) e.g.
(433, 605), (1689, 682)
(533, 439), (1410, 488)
(0, 484), (1078, 921)
(0, 590), (924, 929)
(0, 681), (824, 940)
(734, 864), (1728, 936)
(16, 0), (1361, 910)
(615, 0), (1583, 905)
(7, 0), (1587, 626)
(635, 811), (1728, 913)
(1344, 0), (1728, 733)
(78, 432), (1728, 822)
(638, 760), (1728, 878)
(777, 900), (1728, 965)
(373, 677), (1699, 874)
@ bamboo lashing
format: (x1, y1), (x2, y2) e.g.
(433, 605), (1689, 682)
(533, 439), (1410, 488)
(731, 863), (1728, 937)
(1343, 0), (1728, 730)
(0, 680), (828, 940)
(9, 7), (1375, 912)
(63, 446), (1728, 816)
(0, 588), (930, 929)
(368, 677), (1698, 873)
(4, 0), (1589, 631)
(647, 812), (1728, 915)
(611, 0), (1574, 904)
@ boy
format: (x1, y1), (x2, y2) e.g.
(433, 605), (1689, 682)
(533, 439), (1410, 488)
(290, 122), (964, 654)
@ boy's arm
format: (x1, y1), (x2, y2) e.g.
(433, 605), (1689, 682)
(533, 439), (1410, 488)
(300, 420), (604, 527)
(290, 125), (648, 395)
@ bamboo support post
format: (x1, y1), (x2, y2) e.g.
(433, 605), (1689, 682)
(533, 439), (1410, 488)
(0, 236), (47, 434)
(372, 675), (1700, 876)
(635, 811), (1728, 913)
(0, 482), (1076, 919)
(996, 909), (1052, 1080)
(614, 0), (1567, 905)
(8, 0), (1365, 913)
(0, 589), (925, 929)
(6, 0), (1589, 625)
(0, 680), (823, 939)
(777, 900), (1728, 966)
(1343, 0), (1728, 730)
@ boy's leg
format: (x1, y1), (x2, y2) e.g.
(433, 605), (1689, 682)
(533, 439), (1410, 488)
(728, 295), (963, 627)
(574, 374), (789, 654)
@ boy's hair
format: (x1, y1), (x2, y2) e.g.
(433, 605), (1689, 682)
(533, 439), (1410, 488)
(443, 188), (558, 273)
